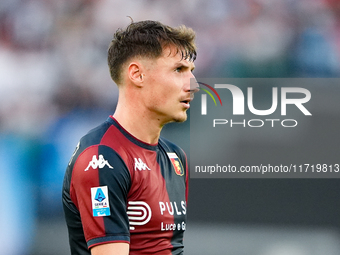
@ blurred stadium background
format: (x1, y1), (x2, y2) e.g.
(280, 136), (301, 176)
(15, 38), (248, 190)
(1, 0), (340, 254)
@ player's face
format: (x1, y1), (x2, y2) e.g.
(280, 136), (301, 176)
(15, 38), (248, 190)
(143, 46), (197, 124)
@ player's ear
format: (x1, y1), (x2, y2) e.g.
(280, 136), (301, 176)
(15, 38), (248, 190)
(128, 62), (144, 87)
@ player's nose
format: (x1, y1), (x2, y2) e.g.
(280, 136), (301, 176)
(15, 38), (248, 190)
(185, 73), (199, 94)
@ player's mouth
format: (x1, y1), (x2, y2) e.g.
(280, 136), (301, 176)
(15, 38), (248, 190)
(180, 98), (192, 109)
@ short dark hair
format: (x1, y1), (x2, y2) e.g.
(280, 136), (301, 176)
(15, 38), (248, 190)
(108, 20), (197, 85)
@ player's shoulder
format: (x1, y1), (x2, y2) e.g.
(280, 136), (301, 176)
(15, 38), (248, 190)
(70, 143), (130, 190)
(80, 119), (112, 148)
(73, 144), (128, 177)
(68, 118), (118, 168)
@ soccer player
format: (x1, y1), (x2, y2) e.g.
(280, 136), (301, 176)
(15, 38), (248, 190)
(62, 20), (197, 255)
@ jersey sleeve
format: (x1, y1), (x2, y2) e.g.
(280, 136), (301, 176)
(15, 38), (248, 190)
(69, 144), (131, 249)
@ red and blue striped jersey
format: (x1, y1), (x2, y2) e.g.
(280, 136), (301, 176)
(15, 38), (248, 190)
(62, 116), (188, 255)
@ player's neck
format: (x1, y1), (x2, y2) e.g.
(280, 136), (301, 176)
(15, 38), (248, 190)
(113, 99), (164, 145)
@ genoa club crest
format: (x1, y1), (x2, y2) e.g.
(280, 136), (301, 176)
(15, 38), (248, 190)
(167, 152), (184, 176)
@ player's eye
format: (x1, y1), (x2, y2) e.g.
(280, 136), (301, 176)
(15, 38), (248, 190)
(175, 66), (183, 72)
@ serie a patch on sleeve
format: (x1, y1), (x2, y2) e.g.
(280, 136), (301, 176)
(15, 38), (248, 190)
(91, 186), (111, 217)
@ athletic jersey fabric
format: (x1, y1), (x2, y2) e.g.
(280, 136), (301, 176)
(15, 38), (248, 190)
(62, 116), (188, 255)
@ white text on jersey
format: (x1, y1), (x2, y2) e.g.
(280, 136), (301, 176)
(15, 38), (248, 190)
(159, 201), (186, 216)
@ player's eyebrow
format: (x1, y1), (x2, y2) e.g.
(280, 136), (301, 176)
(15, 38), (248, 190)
(175, 61), (195, 71)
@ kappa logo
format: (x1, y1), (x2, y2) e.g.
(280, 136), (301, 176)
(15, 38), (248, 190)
(85, 155), (113, 171)
(127, 201), (152, 230)
(134, 158), (151, 171)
